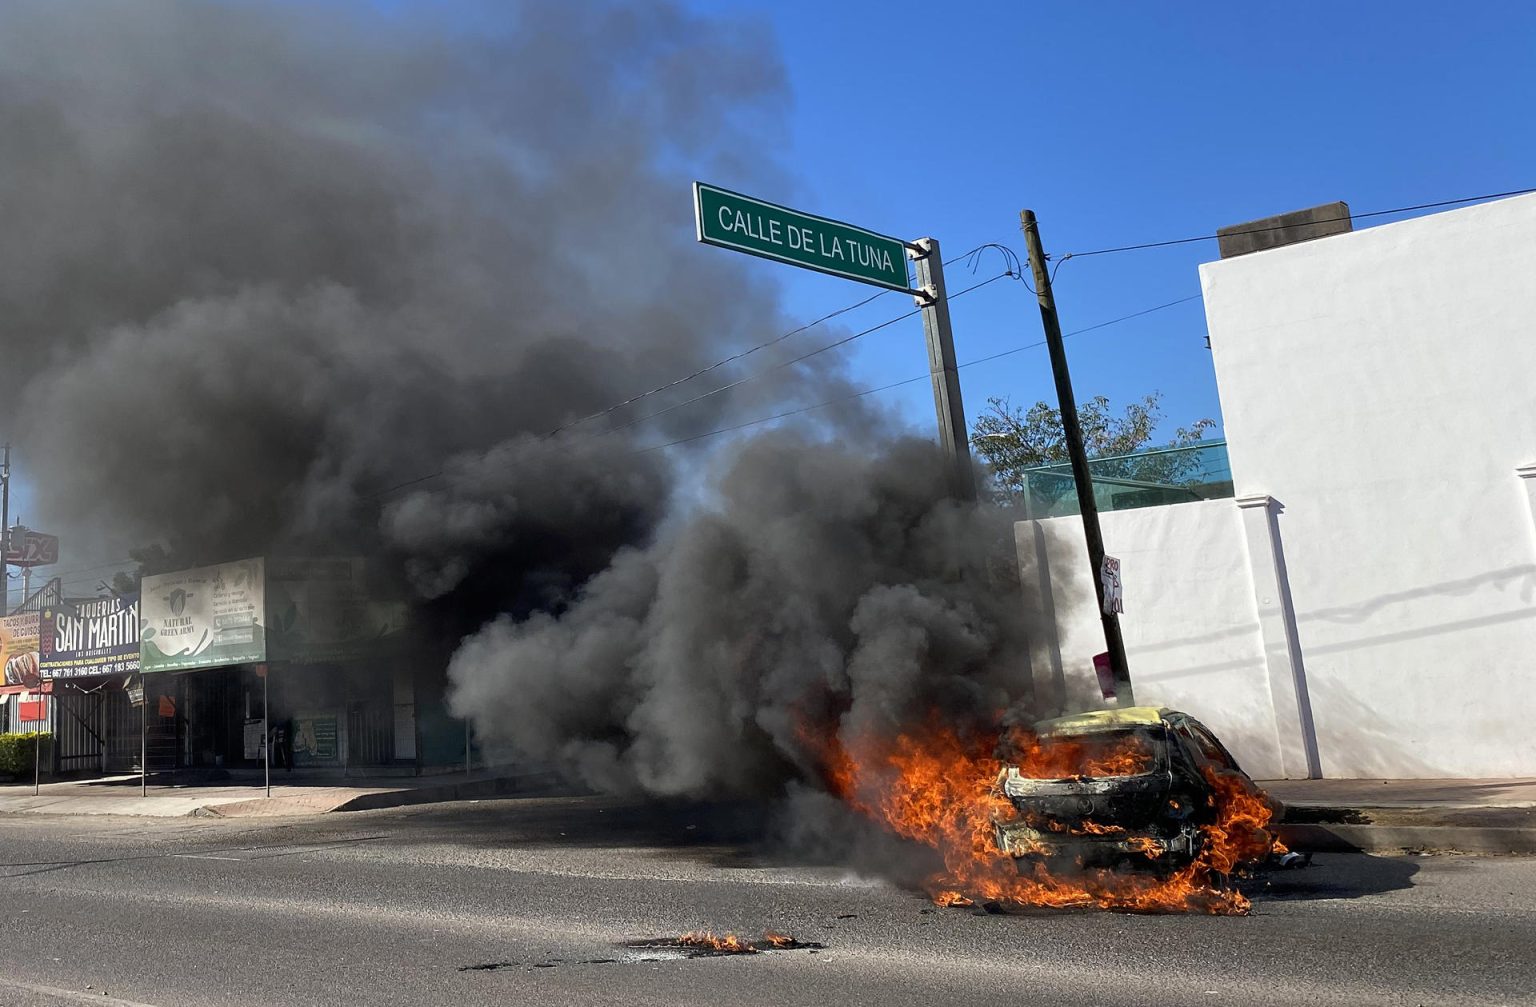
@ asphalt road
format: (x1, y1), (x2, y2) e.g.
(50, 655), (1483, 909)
(1, 795), (1533, 1006)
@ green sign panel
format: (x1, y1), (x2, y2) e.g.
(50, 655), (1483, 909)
(140, 558), (266, 673)
(694, 182), (912, 293)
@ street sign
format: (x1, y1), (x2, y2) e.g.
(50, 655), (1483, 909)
(694, 182), (912, 293)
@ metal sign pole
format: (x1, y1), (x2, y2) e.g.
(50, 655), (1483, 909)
(263, 666), (270, 799)
(691, 183), (977, 499)
(32, 719), (40, 796)
(909, 237), (976, 502)
(139, 679), (147, 797)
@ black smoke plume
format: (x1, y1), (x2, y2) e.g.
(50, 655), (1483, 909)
(1, 1), (1049, 801)
(2, 0), (815, 565)
(446, 432), (1042, 797)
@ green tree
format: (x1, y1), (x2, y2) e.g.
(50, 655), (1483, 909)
(972, 392), (1215, 503)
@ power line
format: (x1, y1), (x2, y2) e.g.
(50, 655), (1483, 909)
(640, 374), (932, 452)
(542, 287), (889, 440)
(37, 558), (137, 579)
(639, 290), (1202, 452)
(597, 271), (1014, 439)
(362, 299), (933, 500)
(954, 294), (1203, 369)
(366, 247), (1023, 500)
(0, 558), (137, 596)
(37, 277), (1166, 573)
(543, 244), (1017, 440)
(1062, 187), (1536, 259)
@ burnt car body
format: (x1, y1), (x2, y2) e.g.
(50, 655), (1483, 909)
(992, 707), (1281, 872)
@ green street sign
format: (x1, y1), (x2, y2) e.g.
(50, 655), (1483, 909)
(694, 182), (912, 293)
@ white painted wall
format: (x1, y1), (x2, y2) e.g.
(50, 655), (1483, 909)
(1019, 500), (1286, 779)
(1198, 193), (1536, 778)
(1021, 193), (1536, 781)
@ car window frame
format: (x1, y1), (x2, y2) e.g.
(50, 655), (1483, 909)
(1161, 716), (1205, 777)
(1180, 717), (1243, 775)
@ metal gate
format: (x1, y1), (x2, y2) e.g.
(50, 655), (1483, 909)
(52, 687), (138, 775)
(347, 700), (394, 766)
(143, 677), (181, 774)
(53, 689), (106, 774)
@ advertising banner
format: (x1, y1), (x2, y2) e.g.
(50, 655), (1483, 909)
(0, 613), (42, 690)
(293, 713), (341, 766)
(141, 558), (266, 673)
(266, 558), (406, 664)
(41, 594), (141, 679)
(4, 527), (60, 568)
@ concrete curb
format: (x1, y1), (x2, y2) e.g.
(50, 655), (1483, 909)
(1277, 823), (1536, 856)
(328, 770), (563, 813)
(194, 769), (564, 818)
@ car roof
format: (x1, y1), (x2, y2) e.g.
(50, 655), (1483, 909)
(1034, 706), (1172, 736)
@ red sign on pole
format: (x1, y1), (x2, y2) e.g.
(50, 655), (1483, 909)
(18, 698), (45, 722)
(1093, 653), (1116, 701)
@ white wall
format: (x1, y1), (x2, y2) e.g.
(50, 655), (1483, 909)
(1019, 194), (1536, 780)
(1201, 194), (1536, 777)
(1019, 500), (1286, 779)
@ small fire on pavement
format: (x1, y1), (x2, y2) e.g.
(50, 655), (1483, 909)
(624, 931), (823, 958)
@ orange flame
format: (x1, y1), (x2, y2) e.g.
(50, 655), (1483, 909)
(678, 931), (756, 953)
(1005, 729), (1156, 779)
(816, 717), (1281, 915)
(762, 931), (797, 948)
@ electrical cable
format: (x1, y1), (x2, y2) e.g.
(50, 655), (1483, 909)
(954, 294), (1203, 370)
(638, 290), (1202, 452)
(366, 247), (1022, 499)
(541, 287), (890, 440)
(597, 270), (1013, 439)
(45, 276), (1169, 582)
(542, 244), (1012, 439)
(1062, 187), (1536, 259)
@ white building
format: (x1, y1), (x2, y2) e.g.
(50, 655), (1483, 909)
(1018, 192), (1536, 780)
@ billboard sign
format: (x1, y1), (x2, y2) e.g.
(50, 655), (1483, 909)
(266, 558), (405, 664)
(0, 613), (42, 689)
(4, 527), (60, 568)
(41, 594), (142, 679)
(141, 558), (266, 673)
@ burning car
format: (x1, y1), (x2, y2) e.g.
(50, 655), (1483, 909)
(992, 707), (1283, 874)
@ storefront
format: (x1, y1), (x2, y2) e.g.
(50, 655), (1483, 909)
(13, 556), (468, 780)
(39, 593), (141, 774)
(130, 555), (459, 778)
(1, 610), (44, 736)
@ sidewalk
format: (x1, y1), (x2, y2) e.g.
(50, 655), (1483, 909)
(0, 767), (557, 819)
(1263, 777), (1536, 855)
(3, 771), (1534, 856)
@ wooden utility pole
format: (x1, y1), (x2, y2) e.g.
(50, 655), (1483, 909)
(1019, 210), (1134, 705)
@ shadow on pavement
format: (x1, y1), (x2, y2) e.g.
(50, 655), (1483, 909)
(1252, 851), (1419, 903)
(0, 835), (389, 879)
(364, 791), (820, 869)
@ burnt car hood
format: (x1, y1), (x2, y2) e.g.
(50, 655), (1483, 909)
(998, 766), (1175, 830)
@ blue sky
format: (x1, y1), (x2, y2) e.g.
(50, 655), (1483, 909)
(9, 1), (1533, 595)
(680, 0), (1535, 441)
